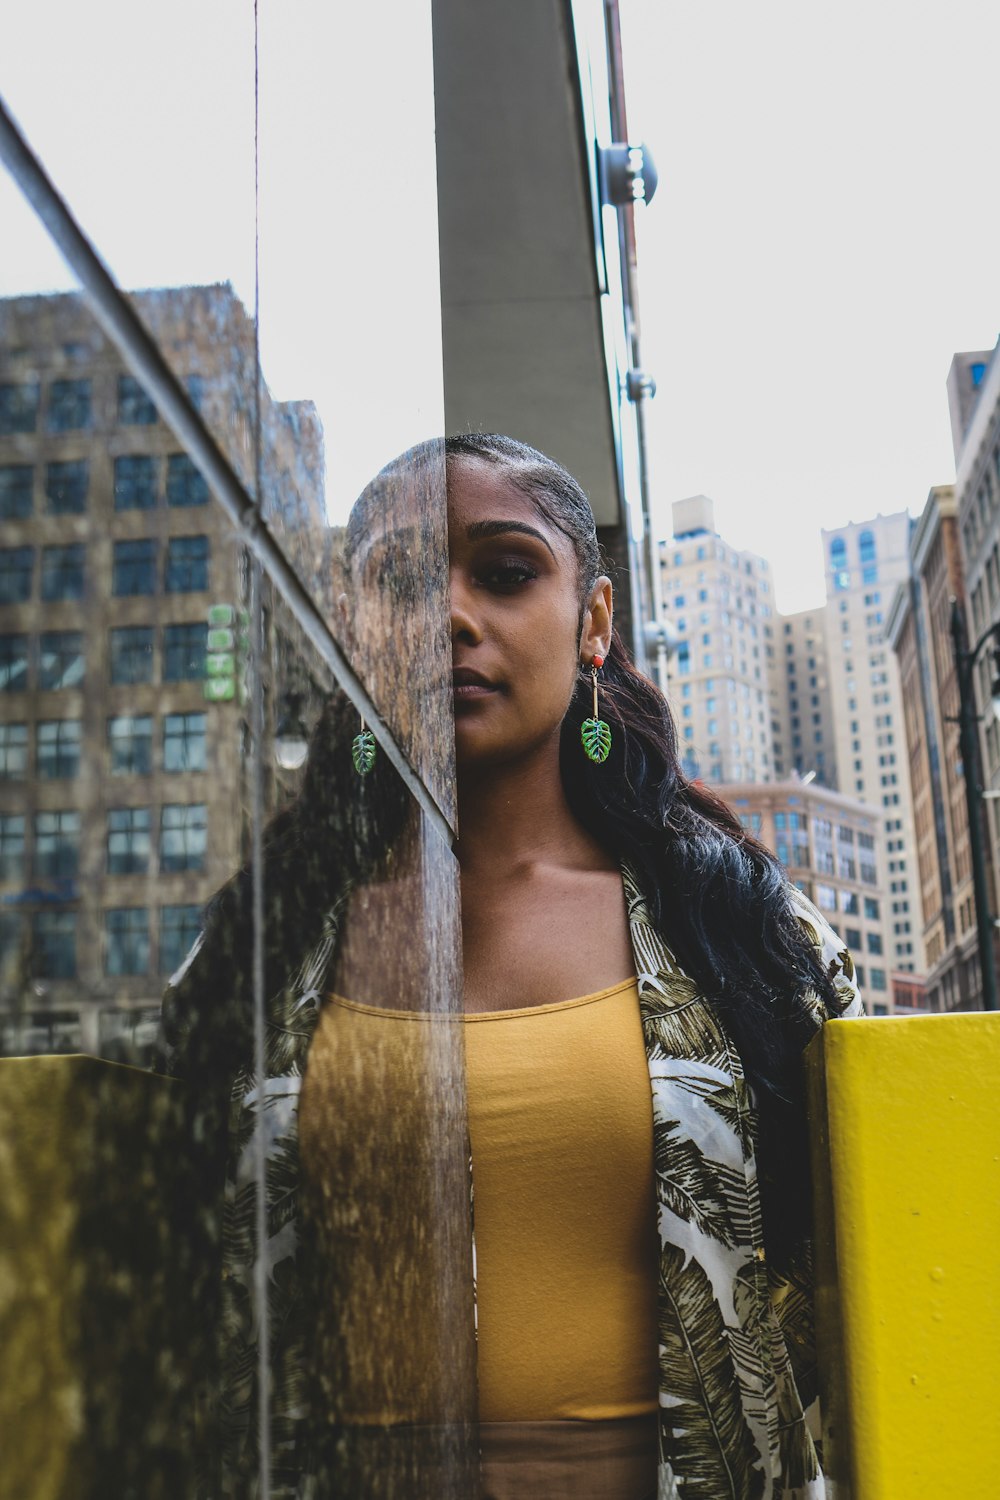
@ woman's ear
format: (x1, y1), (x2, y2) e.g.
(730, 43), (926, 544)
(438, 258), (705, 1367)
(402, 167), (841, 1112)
(579, 575), (613, 662)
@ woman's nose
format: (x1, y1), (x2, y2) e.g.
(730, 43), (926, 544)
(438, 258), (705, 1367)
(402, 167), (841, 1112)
(449, 571), (482, 643)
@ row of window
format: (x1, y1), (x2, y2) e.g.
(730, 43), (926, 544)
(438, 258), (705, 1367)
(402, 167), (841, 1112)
(0, 695), (208, 778)
(0, 623), (207, 693)
(0, 535), (210, 602)
(0, 803), (205, 879)
(813, 883), (881, 921)
(0, 454), (209, 516)
(1, 903), (201, 980)
(0, 375), (170, 435)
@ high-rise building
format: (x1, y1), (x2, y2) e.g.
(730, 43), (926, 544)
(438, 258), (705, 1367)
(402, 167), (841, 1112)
(0, 286), (325, 1059)
(659, 495), (776, 783)
(720, 777), (906, 1012)
(770, 608), (837, 787)
(886, 485), (985, 1011)
(820, 512), (924, 974)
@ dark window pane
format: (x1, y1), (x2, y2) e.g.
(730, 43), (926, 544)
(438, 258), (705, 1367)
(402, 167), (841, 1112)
(165, 535), (209, 593)
(0, 547), (34, 604)
(0, 381), (39, 434)
(37, 720), (82, 779)
(32, 911), (76, 978)
(114, 454), (157, 510)
(163, 712), (206, 772)
(0, 724), (28, 778)
(0, 465), (33, 518)
(0, 635), (29, 692)
(185, 375), (205, 413)
(105, 908), (150, 975)
(45, 460), (89, 515)
(112, 538), (156, 596)
(46, 379), (91, 432)
(34, 810), (80, 879)
(159, 903), (202, 975)
(163, 623), (207, 681)
(0, 814), (25, 881)
(108, 715), (153, 776)
(39, 631), (85, 691)
(117, 375), (157, 426)
(160, 803), (207, 872)
(107, 806), (151, 875)
(41, 545), (85, 602)
(166, 453), (208, 507)
(109, 626), (154, 685)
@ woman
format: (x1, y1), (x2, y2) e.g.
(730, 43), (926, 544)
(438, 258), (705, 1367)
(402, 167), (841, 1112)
(160, 434), (861, 1500)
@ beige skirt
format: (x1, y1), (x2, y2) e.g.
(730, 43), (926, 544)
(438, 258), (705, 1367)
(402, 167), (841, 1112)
(479, 1415), (659, 1500)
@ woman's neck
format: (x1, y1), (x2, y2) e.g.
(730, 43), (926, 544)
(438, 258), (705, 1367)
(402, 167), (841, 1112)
(455, 738), (611, 879)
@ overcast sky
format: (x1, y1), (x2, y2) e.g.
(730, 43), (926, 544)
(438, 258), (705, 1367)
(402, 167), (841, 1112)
(3, 1), (999, 613)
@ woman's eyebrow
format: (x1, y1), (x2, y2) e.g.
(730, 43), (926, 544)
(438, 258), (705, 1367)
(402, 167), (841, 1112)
(465, 519), (556, 558)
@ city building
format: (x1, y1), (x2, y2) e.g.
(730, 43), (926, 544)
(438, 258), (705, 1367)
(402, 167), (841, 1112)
(0, 285), (325, 1058)
(771, 607), (837, 787)
(886, 485), (987, 1011)
(820, 512), (924, 975)
(951, 340), (1000, 909)
(719, 777), (902, 1013)
(660, 495), (776, 783)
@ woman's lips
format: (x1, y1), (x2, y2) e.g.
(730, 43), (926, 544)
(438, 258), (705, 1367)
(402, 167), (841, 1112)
(452, 670), (497, 702)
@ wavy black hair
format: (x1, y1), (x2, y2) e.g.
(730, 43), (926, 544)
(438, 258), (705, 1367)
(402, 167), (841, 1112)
(446, 433), (845, 1263)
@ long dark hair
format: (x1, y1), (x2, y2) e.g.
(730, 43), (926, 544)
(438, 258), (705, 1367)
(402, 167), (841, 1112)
(446, 433), (844, 1262)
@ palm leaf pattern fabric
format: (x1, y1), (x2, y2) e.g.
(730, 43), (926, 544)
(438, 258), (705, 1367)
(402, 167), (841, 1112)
(159, 867), (860, 1498)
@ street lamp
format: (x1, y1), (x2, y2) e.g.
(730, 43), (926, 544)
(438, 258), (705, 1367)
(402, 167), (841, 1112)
(949, 598), (1000, 1011)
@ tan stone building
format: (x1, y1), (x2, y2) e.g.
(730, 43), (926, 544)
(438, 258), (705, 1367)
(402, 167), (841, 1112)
(886, 486), (986, 1011)
(659, 495), (776, 784)
(820, 512), (923, 975)
(718, 777), (902, 1012)
(0, 286), (324, 1058)
(771, 607), (837, 787)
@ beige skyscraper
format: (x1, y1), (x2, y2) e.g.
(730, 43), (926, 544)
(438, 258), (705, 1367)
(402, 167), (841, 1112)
(821, 513), (923, 975)
(659, 495), (776, 783)
(770, 607), (837, 787)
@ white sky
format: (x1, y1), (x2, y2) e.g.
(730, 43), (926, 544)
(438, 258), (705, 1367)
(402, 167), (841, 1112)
(3, 1), (999, 612)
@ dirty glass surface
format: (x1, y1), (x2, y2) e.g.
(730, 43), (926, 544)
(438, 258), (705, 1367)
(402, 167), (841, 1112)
(0, 2), (478, 1494)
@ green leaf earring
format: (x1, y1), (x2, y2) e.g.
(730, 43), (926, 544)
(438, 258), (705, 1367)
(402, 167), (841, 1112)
(352, 717), (376, 775)
(581, 654), (612, 764)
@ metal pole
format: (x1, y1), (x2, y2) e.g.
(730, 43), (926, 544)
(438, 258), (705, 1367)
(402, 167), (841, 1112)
(950, 599), (999, 1011)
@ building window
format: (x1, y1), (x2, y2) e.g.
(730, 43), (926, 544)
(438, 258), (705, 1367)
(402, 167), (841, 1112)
(44, 460), (89, 515)
(0, 723), (28, 778)
(109, 626), (154, 685)
(166, 454), (209, 507)
(815, 884), (837, 911)
(39, 631), (85, 691)
(105, 908), (150, 976)
(863, 896), (880, 921)
(118, 375), (158, 425)
(107, 807), (151, 875)
(160, 803), (207, 872)
(858, 530), (876, 565)
(163, 623), (208, 682)
(112, 539), (156, 596)
(34, 810), (80, 879)
(114, 454), (157, 510)
(160, 903), (202, 975)
(870, 968), (887, 991)
(0, 547), (34, 603)
(0, 465), (33, 518)
(32, 911), (76, 978)
(37, 720), (82, 779)
(0, 814), (25, 881)
(0, 381), (40, 433)
(163, 712), (207, 773)
(46, 379), (91, 431)
(42, 544), (85, 602)
(165, 535), (210, 593)
(108, 714), (153, 776)
(0, 635), (29, 693)
(866, 932), (883, 955)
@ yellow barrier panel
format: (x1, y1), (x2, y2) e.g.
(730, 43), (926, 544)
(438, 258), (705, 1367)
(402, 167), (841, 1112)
(0, 1056), (195, 1500)
(806, 1013), (1000, 1499)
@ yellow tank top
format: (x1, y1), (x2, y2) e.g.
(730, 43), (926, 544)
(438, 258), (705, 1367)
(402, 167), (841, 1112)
(298, 979), (659, 1423)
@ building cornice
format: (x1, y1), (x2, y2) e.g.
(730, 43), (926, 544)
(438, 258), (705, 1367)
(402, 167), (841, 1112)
(885, 579), (912, 650)
(910, 484), (956, 577)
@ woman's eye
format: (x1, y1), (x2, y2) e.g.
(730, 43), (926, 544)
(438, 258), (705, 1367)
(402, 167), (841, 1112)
(480, 560), (539, 591)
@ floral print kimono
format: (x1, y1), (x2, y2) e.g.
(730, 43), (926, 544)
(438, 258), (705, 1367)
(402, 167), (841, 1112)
(160, 865), (861, 1499)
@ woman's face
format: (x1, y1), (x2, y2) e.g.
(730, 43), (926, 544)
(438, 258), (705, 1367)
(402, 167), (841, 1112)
(447, 457), (611, 771)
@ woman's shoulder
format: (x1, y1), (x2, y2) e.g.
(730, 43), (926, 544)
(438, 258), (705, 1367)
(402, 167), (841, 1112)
(785, 884), (865, 1019)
